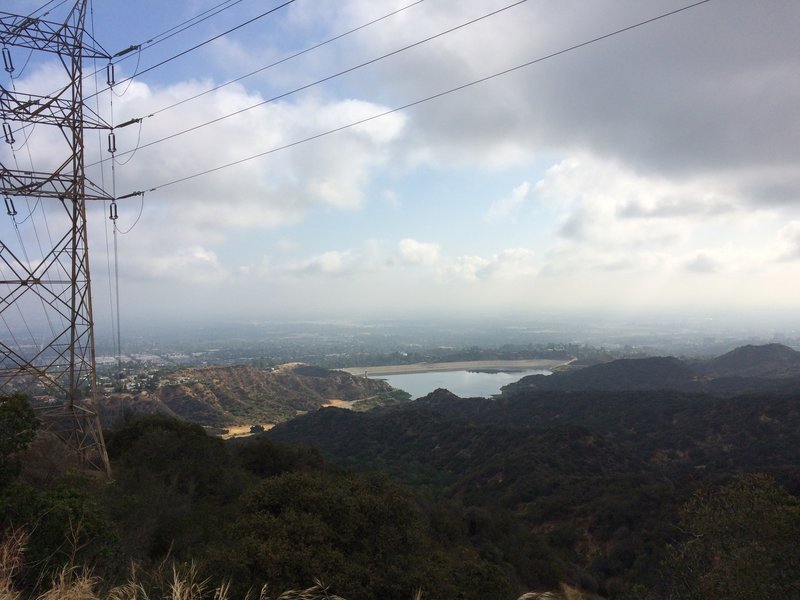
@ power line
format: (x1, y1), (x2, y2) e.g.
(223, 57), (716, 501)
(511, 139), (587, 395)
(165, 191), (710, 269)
(23, 0), (70, 20)
(81, 0), (249, 87)
(18, 0), (253, 122)
(85, 0), (427, 168)
(90, 0), (121, 373)
(144, 0), (427, 120)
(85, 0), (296, 102)
(119, 0), (713, 196)
(128, 0), (248, 53)
(90, 0), (527, 167)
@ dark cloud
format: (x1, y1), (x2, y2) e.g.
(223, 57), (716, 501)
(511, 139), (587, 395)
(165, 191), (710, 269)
(558, 209), (590, 240)
(741, 179), (800, 207)
(617, 196), (735, 219)
(338, 0), (800, 202)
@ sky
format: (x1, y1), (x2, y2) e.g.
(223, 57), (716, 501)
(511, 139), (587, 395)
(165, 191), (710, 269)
(2, 0), (800, 334)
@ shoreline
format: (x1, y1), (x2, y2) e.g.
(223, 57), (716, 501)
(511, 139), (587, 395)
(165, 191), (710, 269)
(340, 358), (571, 377)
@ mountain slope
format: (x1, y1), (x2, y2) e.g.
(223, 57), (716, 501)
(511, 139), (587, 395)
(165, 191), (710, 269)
(504, 356), (699, 394)
(504, 344), (800, 396)
(702, 343), (800, 378)
(99, 363), (395, 427)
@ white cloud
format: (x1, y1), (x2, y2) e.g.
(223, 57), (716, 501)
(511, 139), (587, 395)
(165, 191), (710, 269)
(436, 248), (537, 283)
(129, 245), (227, 284)
(777, 222), (800, 261)
(14, 68), (411, 302)
(293, 250), (357, 276)
(480, 248), (537, 280)
(397, 238), (440, 266)
(438, 255), (490, 283)
(245, 239), (538, 289)
(485, 181), (531, 222)
(529, 155), (746, 272)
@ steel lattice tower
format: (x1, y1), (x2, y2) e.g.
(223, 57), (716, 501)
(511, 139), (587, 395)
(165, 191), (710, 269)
(0, 0), (111, 476)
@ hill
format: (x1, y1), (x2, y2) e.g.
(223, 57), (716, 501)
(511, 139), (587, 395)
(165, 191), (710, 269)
(96, 344), (800, 429)
(504, 356), (698, 394)
(99, 363), (400, 427)
(267, 387), (800, 596)
(503, 344), (800, 396)
(701, 342), (800, 378)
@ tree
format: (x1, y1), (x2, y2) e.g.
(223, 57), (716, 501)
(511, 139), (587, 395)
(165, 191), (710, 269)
(0, 393), (37, 485)
(663, 473), (800, 599)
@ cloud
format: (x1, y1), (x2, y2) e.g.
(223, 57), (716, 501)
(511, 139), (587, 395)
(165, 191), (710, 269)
(314, 0), (800, 202)
(617, 195), (735, 219)
(475, 248), (537, 280)
(128, 245), (227, 284)
(7, 0), (800, 323)
(292, 250), (358, 276)
(397, 238), (440, 266)
(437, 248), (537, 283)
(777, 222), (800, 261)
(526, 154), (797, 281)
(438, 255), (490, 283)
(684, 253), (720, 274)
(2, 64), (408, 302)
(485, 181), (531, 222)
(9, 66), (408, 265)
(536, 155), (712, 246)
(249, 239), (537, 288)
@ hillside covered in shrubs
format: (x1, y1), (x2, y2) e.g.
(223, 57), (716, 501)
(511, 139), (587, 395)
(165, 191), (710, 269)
(2, 377), (800, 598)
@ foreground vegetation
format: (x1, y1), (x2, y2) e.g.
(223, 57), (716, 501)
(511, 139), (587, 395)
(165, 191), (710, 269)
(2, 388), (799, 599)
(1, 397), (526, 599)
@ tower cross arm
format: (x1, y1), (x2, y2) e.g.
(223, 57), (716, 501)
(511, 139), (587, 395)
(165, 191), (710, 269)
(1, 166), (113, 201)
(0, 86), (110, 129)
(0, 11), (110, 59)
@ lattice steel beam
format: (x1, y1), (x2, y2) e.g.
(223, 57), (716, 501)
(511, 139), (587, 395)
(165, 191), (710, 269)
(0, 10), (109, 58)
(0, 0), (111, 477)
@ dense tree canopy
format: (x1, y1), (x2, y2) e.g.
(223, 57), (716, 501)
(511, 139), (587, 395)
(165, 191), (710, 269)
(663, 474), (800, 599)
(0, 393), (37, 486)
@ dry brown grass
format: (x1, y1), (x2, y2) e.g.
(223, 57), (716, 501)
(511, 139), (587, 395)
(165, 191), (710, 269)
(273, 579), (346, 600)
(1, 531), (585, 600)
(0, 550), (347, 600)
(1, 528), (29, 600)
(35, 567), (101, 600)
(515, 584), (606, 600)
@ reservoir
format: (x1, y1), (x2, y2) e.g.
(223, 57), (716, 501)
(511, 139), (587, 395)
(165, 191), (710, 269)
(382, 368), (550, 399)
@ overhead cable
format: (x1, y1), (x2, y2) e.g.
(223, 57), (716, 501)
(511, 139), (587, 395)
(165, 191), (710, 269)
(145, 0), (427, 119)
(22, 0), (69, 20)
(130, 0), (247, 53)
(81, 0), (248, 85)
(90, 0), (526, 166)
(123, 0), (713, 195)
(85, 0), (296, 102)
(23, 0), (250, 106)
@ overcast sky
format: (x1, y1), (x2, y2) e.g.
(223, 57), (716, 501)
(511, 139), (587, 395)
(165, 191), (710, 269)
(2, 0), (800, 332)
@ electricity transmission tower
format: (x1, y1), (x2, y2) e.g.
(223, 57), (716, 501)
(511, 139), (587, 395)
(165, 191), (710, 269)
(0, 0), (112, 476)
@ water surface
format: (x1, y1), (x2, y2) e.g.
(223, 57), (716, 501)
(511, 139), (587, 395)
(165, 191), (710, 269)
(382, 369), (550, 399)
